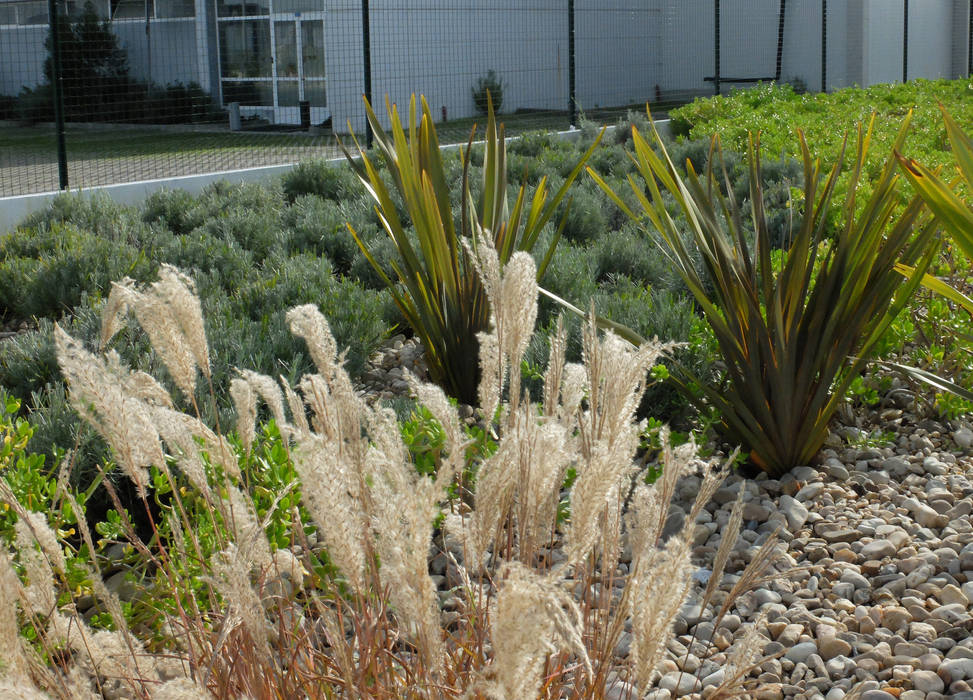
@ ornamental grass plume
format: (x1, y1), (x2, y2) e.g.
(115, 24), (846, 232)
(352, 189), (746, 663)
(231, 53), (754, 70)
(38, 256), (783, 698)
(55, 325), (163, 497)
(627, 534), (694, 689)
(565, 318), (671, 569)
(0, 550), (31, 683)
(478, 562), (591, 700)
(101, 264), (210, 401)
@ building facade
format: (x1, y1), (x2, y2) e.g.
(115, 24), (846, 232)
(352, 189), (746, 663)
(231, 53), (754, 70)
(1, 0), (970, 132)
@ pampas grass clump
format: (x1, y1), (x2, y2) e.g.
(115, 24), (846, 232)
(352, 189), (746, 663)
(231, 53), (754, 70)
(0, 239), (785, 698)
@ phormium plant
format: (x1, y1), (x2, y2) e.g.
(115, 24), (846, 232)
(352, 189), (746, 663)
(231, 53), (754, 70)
(591, 110), (941, 475)
(340, 94), (604, 404)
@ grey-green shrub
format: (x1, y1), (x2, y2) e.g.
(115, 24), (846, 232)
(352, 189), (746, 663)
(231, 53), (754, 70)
(556, 185), (610, 245)
(0, 222), (157, 318)
(282, 195), (358, 269)
(281, 157), (360, 203)
(141, 188), (202, 236)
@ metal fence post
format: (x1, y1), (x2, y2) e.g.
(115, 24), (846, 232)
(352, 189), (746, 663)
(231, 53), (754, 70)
(362, 0), (373, 149)
(48, 0), (68, 190)
(713, 0), (721, 95)
(821, 0), (827, 92)
(902, 0), (909, 83)
(568, 0), (576, 127)
(968, 0), (972, 77)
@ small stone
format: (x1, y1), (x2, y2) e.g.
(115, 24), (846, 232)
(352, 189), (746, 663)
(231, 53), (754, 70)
(818, 636), (852, 661)
(743, 502), (771, 521)
(893, 642), (926, 658)
(904, 498), (950, 529)
(605, 679), (639, 700)
(779, 494), (810, 530)
(825, 463), (850, 480)
(939, 584), (970, 606)
(777, 623), (805, 646)
(754, 685), (784, 700)
(941, 658), (973, 682)
(840, 571), (870, 590)
(929, 603), (969, 626)
(861, 540), (897, 560)
(882, 456), (912, 477)
(953, 427), (973, 450)
(701, 668), (725, 687)
(923, 456), (948, 475)
(658, 671), (701, 695)
(820, 527), (860, 544)
(754, 588), (783, 606)
(785, 641), (818, 664)
(796, 482), (825, 502)
(860, 692), (898, 700)
(912, 669), (946, 693)
(835, 548), (859, 563)
(910, 621), (939, 641)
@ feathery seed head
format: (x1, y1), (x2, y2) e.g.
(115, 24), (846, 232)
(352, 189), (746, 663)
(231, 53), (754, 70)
(240, 370), (289, 439)
(155, 264), (210, 378)
(542, 315), (567, 417)
(281, 378), (310, 437)
(229, 377), (256, 456)
(628, 534), (693, 690)
(287, 304), (338, 376)
(99, 279), (136, 351)
(487, 562), (590, 698)
(407, 372), (469, 490)
(209, 544), (272, 658)
(55, 325), (162, 496)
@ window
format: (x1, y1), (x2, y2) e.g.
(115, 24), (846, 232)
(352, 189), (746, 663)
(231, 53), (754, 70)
(0, 0), (51, 25)
(110, 0), (194, 20)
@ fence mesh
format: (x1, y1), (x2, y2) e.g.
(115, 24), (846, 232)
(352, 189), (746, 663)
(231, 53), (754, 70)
(2, 0), (971, 197)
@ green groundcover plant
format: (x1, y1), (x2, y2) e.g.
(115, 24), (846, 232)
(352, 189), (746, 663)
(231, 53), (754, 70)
(669, 78), (973, 219)
(889, 107), (973, 407)
(591, 110), (940, 475)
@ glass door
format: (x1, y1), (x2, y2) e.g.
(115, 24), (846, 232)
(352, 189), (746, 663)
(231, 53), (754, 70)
(272, 15), (326, 125)
(217, 0), (326, 125)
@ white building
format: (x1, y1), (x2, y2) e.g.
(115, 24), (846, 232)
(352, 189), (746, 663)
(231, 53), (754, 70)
(1, 0), (970, 132)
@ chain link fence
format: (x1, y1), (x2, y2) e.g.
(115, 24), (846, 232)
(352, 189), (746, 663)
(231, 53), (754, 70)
(2, 0), (971, 197)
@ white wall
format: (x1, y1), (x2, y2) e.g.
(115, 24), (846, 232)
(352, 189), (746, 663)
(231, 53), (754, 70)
(368, 0), (567, 125)
(574, 0), (663, 109)
(864, 0), (905, 85)
(322, 0), (366, 133)
(0, 24), (46, 94)
(114, 18), (202, 86)
(906, 0), (954, 80)
(654, 0), (854, 100)
(658, 0), (714, 98)
(780, 1), (851, 91)
(2, 0), (968, 126)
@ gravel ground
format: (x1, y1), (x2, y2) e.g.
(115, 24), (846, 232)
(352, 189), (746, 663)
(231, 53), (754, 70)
(362, 335), (973, 699)
(22, 328), (973, 698)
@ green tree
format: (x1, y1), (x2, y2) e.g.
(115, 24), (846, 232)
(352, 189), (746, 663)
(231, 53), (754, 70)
(44, 0), (131, 121)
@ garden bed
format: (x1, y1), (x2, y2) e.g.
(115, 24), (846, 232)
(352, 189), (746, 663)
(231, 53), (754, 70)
(0, 77), (972, 698)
